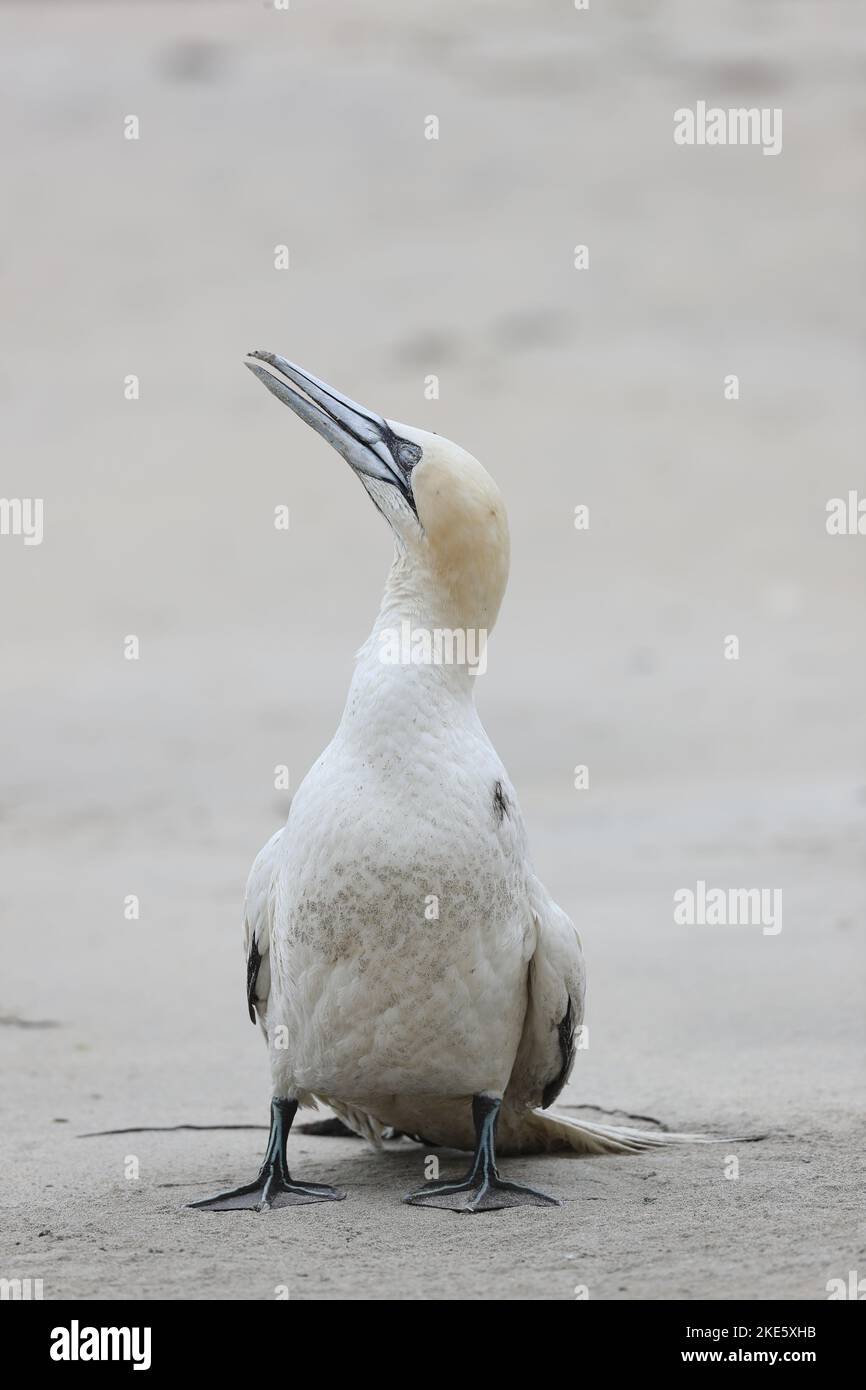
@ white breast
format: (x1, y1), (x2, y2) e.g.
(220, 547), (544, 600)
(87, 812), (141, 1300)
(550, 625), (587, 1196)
(265, 655), (535, 1105)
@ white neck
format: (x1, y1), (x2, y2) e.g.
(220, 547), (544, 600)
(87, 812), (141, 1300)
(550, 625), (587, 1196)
(338, 550), (487, 740)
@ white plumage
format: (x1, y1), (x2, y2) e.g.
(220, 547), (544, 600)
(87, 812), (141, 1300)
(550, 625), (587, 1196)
(191, 352), (706, 1216)
(245, 629), (585, 1151)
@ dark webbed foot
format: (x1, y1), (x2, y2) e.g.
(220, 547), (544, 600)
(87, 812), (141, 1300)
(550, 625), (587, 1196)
(188, 1098), (346, 1213)
(403, 1095), (560, 1214)
(405, 1173), (559, 1212)
(188, 1175), (345, 1211)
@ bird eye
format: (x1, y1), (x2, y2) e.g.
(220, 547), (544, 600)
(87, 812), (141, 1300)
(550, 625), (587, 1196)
(397, 440), (422, 470)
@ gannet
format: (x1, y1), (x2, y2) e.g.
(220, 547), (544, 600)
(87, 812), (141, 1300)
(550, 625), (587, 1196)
(190, 352), (704, 1215)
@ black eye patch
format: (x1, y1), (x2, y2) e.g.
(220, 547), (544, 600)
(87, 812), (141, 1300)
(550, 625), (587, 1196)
(396, 439), (422, 470)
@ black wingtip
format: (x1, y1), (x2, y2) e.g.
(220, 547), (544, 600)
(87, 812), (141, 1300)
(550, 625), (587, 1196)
(246, 936), (262, 1024)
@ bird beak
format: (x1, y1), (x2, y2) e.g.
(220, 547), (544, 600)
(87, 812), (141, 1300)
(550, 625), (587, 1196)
(245, 350), (418, 515)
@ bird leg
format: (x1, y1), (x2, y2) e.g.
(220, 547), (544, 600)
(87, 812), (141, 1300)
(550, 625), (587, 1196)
(403, 1094), (561, 1212)
(187, 1097), (346, 1211)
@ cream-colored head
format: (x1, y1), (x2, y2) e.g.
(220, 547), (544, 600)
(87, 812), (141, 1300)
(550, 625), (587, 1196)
(375, 420), (509, 632)
(245, 352), (510, 633)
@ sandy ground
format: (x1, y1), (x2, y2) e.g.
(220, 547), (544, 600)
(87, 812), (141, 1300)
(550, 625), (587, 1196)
(1, 1), (864, 1299)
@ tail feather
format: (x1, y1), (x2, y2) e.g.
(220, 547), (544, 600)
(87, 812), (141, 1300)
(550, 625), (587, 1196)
(517, 1108), (756, 1156)
(324, 1098), (389, 1149)
(309, 1098), (762, 1158)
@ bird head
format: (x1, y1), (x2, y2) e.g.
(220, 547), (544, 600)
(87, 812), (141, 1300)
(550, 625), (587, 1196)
(246, 351), (510, 632)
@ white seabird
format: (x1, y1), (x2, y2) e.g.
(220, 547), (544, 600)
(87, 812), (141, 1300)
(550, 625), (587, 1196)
(190, 351), (704, 1215)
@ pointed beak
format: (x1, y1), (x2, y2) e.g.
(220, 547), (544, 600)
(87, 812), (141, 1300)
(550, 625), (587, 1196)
(245, 350), (419, 515)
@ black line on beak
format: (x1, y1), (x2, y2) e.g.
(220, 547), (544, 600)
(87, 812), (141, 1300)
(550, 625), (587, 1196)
(245, 350), (419, 516)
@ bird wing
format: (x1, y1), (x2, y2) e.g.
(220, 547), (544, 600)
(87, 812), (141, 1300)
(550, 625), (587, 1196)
(506, 875), (586, 1110)
(243, 828), (283, 1032)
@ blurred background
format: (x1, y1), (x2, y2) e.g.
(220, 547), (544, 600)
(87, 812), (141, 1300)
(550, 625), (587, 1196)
(1, 0), (863, 1299)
